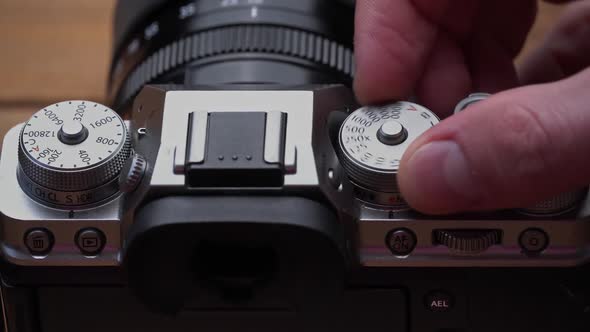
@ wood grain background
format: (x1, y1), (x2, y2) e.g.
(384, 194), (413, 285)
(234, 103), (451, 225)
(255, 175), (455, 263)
(0, 0), (567, 138)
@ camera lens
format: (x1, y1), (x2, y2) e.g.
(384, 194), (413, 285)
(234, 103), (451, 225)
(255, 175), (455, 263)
(109, 0), (355, 110)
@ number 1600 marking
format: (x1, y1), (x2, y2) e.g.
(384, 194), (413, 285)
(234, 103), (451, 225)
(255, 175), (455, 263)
(89, 116), (116, 129)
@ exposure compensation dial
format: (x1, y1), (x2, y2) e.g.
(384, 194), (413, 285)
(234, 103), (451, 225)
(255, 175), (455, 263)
(338, 102), (439, 209)
(17, 101), (131, 208)
(454, 93), (587, 216)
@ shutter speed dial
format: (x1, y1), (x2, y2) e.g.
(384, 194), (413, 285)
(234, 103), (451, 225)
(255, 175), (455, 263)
(338, 102), (439, 208)
(17, 101), (131, 208)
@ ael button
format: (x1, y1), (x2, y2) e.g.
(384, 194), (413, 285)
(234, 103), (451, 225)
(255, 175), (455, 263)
(425, 290), (454, 313)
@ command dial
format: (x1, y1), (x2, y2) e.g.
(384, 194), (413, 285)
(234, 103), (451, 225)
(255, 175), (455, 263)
(338, 102), (439, 208)
(434, 229), (502, 255)
(17, 101), (131, 208)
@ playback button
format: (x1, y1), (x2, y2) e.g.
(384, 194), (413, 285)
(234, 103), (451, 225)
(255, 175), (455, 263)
(75, 228), (106, 256)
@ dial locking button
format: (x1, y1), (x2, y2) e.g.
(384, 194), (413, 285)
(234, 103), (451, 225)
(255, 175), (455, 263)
(434, 229), (502, 255)
(58, 121), (89, 145)
(377, 121), (407, 145)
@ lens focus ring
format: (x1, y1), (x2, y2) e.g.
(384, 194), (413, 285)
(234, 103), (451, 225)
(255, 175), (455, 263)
(113, 25), (354, 107)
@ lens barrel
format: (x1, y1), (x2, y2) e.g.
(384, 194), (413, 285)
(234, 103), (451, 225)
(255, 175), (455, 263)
(109, 0), (355, 110)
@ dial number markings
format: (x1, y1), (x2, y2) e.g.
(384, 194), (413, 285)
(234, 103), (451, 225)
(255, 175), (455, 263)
(340, 102), (439, 172)
(21, 101), (126, 170)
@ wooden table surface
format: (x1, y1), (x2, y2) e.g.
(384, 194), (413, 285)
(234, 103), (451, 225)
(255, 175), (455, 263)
(0, 0), (567, 139)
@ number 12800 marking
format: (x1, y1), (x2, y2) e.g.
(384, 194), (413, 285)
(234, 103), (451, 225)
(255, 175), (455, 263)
(25, 131), (55, 137)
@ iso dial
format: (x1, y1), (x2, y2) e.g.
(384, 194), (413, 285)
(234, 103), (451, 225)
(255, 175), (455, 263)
(17, 101), (131, 208)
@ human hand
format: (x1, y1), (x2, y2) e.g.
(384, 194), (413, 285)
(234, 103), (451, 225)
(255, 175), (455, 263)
(354, 0), (590, 214)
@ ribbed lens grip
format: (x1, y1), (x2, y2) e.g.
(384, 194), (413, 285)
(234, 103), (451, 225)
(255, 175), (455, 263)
(116, 25), (354, 106)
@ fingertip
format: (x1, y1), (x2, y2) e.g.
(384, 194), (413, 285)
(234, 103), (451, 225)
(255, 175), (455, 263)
(400, 73), (590, 214)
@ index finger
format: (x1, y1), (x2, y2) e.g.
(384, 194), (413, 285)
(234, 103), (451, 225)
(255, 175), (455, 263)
(353, 0), (450, 104)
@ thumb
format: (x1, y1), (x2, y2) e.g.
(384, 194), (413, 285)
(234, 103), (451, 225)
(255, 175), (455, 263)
(398, 68), (590, 214)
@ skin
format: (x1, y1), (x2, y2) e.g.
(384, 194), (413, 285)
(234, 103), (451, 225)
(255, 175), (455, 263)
(353, 0), (590, 214)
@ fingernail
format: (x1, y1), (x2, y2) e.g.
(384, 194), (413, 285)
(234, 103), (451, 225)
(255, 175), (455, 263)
(403, 141), (483, 212)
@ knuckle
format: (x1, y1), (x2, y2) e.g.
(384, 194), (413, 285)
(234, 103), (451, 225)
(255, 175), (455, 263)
(560, 1), (590, 26)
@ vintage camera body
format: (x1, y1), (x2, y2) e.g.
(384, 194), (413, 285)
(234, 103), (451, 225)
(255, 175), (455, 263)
(2, 0), (590, 331)
(1, 84), (590, 332)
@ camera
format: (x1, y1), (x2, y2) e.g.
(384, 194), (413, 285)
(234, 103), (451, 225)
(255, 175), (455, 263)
(1, 1), (590, 331)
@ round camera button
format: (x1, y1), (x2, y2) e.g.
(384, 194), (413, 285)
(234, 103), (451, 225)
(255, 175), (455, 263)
(519, 228), (549, 255)
(75, 228), (106, 256)
(24, 228), (54, 256)
(385, 228), (417, 256)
